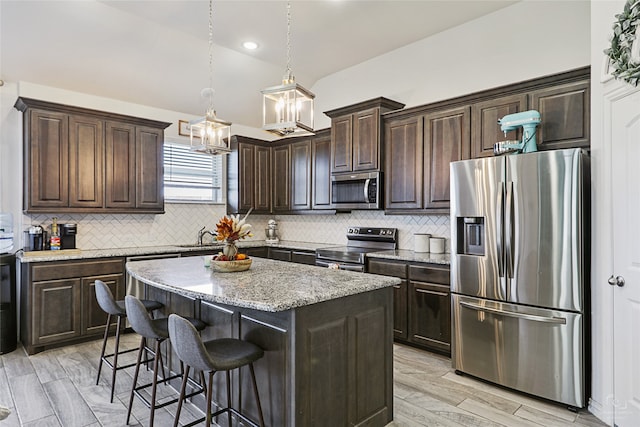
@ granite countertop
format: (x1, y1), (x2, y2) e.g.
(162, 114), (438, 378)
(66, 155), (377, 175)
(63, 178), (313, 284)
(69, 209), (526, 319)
(367, 249), (451, 265)
(16, 240), (334, 263)
(16, 239), (450, 265)
(126, 256), (400, 312)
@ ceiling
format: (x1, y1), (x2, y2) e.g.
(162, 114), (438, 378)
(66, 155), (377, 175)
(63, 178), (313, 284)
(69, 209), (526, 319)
(0, 1), (518, 129)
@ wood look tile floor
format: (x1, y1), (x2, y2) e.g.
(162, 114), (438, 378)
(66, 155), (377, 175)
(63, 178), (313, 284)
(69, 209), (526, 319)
(0, 334), (606, 427)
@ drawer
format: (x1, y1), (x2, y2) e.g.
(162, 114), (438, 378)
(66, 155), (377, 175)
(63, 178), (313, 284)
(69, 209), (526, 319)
(31, 258), (125, 282)
(367, 259), (407, 278)
(408, 264), (450, 285)
(291, 251), (316, 265)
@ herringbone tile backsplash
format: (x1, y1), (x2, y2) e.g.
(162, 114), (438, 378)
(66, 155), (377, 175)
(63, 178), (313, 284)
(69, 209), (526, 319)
(24, 205), (450, 252)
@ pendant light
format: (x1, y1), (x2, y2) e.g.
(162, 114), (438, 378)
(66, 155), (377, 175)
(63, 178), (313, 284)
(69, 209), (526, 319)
(261, 1), (315, 137)
(190, 0), (232, 155)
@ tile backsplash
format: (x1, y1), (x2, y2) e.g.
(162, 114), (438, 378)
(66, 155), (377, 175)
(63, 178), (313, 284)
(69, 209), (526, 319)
(23, 205), (450, 252)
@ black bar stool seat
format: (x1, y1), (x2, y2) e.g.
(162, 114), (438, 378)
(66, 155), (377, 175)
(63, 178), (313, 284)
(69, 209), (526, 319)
(125, 295), (206, 426)
(168, 313), (265, 427)
(94, 280), (163, 403)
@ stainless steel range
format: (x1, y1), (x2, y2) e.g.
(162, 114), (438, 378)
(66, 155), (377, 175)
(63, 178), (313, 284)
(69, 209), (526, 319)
(316, 226), (397, 272)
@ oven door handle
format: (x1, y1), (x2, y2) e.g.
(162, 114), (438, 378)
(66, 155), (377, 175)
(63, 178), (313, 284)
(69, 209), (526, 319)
(315, 260), (364, 272)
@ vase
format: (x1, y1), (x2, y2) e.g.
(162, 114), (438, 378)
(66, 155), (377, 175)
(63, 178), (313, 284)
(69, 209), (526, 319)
(223, 241), (238, 259)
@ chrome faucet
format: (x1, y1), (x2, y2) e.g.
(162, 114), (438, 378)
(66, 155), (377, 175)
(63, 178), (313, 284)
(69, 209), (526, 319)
(197, 226), (215, 245)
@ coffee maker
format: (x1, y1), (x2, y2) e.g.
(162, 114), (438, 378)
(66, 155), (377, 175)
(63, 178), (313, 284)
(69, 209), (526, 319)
(60, 223), (77, 249)
(24, 225), (47, 251)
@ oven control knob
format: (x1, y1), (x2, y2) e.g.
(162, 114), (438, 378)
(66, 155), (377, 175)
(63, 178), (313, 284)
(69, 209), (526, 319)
(348, 228), (353, 234)
(352, 228), (358, 234)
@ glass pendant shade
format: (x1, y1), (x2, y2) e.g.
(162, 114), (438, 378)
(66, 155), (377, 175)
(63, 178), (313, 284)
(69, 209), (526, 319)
(262, 72), (315, 137)
(189, 109), (232, 155)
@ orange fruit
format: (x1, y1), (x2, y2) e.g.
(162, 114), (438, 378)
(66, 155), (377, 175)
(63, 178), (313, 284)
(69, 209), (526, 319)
(236, 253), (247, 260)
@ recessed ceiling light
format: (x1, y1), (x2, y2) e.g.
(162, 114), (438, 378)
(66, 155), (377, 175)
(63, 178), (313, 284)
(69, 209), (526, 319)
(243, 41), (258, 50)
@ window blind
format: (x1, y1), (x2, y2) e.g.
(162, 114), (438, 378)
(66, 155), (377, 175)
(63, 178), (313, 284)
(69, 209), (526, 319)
(163, 141), (223, 203)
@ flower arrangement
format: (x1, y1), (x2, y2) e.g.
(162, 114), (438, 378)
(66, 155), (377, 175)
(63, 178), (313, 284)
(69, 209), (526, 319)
(212, 211), (253, 261)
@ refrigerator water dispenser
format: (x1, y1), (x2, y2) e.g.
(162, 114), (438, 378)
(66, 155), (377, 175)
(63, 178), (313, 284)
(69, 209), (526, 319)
(457, 217), (485, 256)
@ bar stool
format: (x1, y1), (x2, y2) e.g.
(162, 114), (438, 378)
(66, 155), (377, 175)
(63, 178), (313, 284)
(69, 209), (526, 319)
(168, 313), (265, 427)
(125, 295), (207, 426)
(94, 280), (164, 403)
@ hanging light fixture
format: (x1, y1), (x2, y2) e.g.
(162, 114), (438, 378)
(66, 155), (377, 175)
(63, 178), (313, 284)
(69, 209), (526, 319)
(190, 0), (232, 155)
(261, 1), (315, 137)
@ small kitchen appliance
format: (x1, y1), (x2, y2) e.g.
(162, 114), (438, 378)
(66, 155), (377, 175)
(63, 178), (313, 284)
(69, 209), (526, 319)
(24, 225), (47, 251)
(493, 110), (541, 155)
(265, 219), (279, 244)
(316, 227), (397, 272)
(61, 223), (77, 249)
(0, 213), (13, 254)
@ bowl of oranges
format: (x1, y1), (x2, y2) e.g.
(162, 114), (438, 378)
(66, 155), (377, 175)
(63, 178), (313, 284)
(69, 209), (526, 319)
(209, 253), (252, 273)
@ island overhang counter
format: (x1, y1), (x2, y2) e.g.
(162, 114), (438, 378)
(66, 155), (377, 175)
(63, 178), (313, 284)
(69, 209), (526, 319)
(126, 256), (399, 427)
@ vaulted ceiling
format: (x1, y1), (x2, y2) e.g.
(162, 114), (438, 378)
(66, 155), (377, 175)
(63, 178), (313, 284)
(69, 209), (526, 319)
(0, 1), (518, 128)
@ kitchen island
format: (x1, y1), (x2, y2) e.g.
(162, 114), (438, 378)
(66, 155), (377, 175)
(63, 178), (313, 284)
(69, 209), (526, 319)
(126, 256), (399, 427)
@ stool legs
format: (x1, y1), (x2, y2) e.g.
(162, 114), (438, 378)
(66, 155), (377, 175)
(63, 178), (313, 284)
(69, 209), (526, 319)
(126, 337), (146, 425)
(173, 365), (191, 427)
(96, 313), (123, 404)
(249, 363), (266, 427)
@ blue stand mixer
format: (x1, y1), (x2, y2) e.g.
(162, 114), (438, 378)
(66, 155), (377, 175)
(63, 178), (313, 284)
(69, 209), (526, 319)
(493, 110), (541, 155)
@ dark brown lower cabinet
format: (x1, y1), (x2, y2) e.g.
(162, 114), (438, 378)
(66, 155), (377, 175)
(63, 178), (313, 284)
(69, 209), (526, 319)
(368, 258), (450, 355)
(20, 258), (125, 355)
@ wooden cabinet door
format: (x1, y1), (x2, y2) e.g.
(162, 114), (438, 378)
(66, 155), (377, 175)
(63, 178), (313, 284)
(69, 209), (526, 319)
(312, 133), (332, 209)
(27, 110), (69, 210)
(135, 126), (164, 210)
(69, 115), (103, 208)
(268, 247), (292, 262)
(291, 139), (312, 211)
(82, 273), (124, 335)
(471, 94), (527, 158)
(237, 142), (256, 213)
(529, 80), (590, 151)
(353, 108), (380, 171)
(331, 114), (353, 173)
(424, 106), (470, 210)
(254, 145), (271, 213)
(105, 121), (136, 209)
(272, 145), (291, 212)
(408, 281), (451, 354)
(384, 115), (424, 210)
(367, 259), (409, 341)
(32, 278), (82, 345)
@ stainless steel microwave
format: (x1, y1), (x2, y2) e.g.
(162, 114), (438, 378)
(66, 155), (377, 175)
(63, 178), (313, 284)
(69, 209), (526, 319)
(331, 171), (381, 210)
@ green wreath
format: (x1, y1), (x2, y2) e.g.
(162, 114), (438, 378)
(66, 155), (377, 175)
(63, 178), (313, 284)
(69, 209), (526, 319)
(605, 0), (640, 86)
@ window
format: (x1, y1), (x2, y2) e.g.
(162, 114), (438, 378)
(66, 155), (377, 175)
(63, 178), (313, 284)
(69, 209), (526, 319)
(163, 140), (224, 203)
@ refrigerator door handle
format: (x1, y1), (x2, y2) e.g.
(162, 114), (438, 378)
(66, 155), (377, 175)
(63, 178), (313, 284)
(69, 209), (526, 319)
(496, 182), (505, 278)
(459, 300), (567, 324)
(505, 181), (515, 279)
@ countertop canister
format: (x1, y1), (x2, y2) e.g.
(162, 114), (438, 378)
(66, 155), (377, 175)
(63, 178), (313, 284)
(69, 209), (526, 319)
(430, 237), (445, 254)
(414, 233), (431, 253)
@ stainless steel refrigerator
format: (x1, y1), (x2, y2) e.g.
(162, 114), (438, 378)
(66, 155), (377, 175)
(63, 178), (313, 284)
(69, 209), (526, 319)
(450, 148), (589, 408)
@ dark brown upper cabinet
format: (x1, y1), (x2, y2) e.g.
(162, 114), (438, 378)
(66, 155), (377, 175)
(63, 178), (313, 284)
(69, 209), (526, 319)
(383, 66), (589, 214)
(424, 106), (470, 210)
(529, 80), (590, 151)
(385, 115), (424, 210)
(15, 97), (170, 214)
(291, 139), (312, 211)
(227, 135), (272, 214)
(311, 129), (332, 210)
(384, 107), (470, 213)
(471, 93), (527, 158)
(272, 144), (291, 213)
(325, 97), (404, 174)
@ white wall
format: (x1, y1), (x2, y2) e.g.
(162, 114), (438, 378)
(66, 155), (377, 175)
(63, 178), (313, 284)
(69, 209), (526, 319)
(312, 0), (591, 129)
(589, 0), (625, 424)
